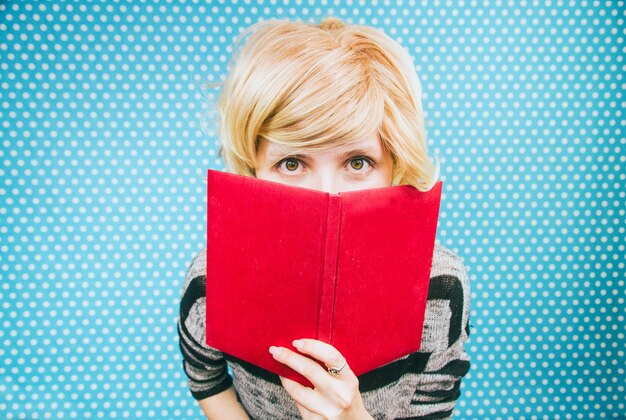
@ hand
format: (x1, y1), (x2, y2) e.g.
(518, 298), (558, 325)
(269, 339), (373, 420)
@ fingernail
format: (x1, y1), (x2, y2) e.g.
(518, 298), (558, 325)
(292, 339), (303, 349)
(269, 346), (280, 356)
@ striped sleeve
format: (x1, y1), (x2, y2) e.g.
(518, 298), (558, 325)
(177, 250), (233, 400)
(405, 245), (472, 418)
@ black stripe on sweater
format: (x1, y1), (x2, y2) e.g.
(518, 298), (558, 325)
(412, 379), (461, 403)
(177, 275), (213, 356)
(358, 352), (431, 392)
(180, 274), (206, 322)
(427, 275), (464, 347)
(430, 359), (470, 377)
(177, 324), (227, 370)
(189, 374), (233, 401)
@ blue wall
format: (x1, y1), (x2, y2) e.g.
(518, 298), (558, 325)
(1, 1), (624, 418)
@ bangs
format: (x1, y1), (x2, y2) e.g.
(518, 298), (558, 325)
(257, 47), (386, 151)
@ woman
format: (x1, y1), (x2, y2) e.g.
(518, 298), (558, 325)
(178, 17), (470, 419)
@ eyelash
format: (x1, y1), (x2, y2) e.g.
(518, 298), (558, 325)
(274, 157), (304, 172)
(273, 156), (376, 173)
(348, 156), (375, 171)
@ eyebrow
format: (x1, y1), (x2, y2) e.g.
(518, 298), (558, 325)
(264, 145), (311, 161)
(339, 147), (382, 160)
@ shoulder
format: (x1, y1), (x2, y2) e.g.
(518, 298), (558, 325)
(427, 243), (471, 333)
(429, 243), (470, 299)
(430, 243), (469, 284)
(179, 249), (207, 335)
(182, 248), (207, 292)
(420, 243), (471, 353)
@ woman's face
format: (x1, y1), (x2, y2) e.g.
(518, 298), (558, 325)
(255, 132), (394, 194)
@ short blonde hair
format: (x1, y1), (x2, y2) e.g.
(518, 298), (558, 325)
(217, 17), (437, 191)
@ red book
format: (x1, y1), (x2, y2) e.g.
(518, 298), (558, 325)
(205, 169), (442, 385)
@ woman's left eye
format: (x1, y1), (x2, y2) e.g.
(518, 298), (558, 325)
(282, 158), (300, 172)
(348, 158), (371, 171)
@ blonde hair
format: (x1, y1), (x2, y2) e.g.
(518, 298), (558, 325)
(217, 17), (437, 190)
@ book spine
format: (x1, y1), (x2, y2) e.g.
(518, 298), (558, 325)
(317, 194), (342, 343)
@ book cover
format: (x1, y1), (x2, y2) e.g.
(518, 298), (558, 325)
(205, 169), (442, 385)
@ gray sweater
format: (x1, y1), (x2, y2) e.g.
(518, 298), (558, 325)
(178, 244), (471, 419)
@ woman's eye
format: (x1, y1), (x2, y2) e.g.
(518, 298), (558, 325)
(348, 158), (370, 171)
(280, 158), (300, 172)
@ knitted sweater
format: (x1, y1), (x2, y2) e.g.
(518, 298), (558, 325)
(178, 244), (471, 419)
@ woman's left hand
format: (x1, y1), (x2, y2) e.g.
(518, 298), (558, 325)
(269, 339), (373, 420)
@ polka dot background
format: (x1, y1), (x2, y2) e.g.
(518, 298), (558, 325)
(0, 0), (624, 418)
